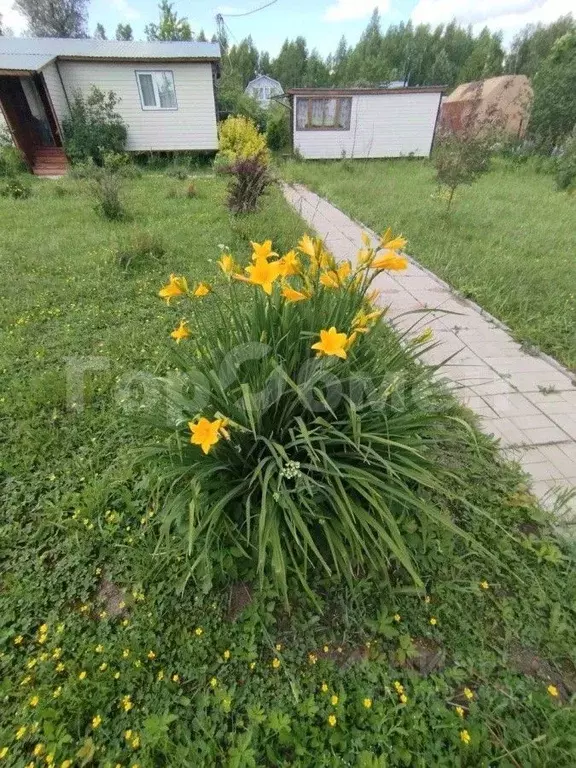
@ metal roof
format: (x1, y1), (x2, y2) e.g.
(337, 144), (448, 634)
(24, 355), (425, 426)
(287, 86), (444, 96)
(0, 37), (220, 72)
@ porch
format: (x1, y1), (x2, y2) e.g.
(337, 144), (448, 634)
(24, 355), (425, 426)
(0, 71), (68, 176)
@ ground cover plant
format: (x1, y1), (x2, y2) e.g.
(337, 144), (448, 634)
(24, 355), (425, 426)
(283, 157), (576, 371)
(0, 171), (575, 766)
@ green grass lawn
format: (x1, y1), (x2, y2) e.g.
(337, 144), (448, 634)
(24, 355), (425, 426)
(282, 158), (576, 371)
(1, 171), (575, 766)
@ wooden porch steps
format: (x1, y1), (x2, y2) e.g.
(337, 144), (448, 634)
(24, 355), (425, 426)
(33, 147), (69, 177)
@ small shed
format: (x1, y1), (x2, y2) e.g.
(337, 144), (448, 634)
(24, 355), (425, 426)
(287, 87), (443, 160)
(440, 75), (533, 138)
(245, 74), (283, 108)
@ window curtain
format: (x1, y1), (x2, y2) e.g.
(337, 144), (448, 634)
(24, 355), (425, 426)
(337, 98), (352, 129)
(156, 72), (177, 109)
(138, 74), (156, 107)
(296, 98), (308, 129)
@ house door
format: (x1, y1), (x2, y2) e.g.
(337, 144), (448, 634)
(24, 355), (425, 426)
(20, 76), (56, 147)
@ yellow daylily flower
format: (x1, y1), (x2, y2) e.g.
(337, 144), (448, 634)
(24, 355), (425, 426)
(278, 250), (300, 277)
(297, 233), (317, 258)
(361, 231), (372, 247)
(311, 327), (350, 360)
(319, 270), (340, 289)
(218, 253), (237, 275)
(251, 240), (276, 260)
(171, 320), (191, 343)
(380, 227), (407, 252)
(188, 417), (227, 455)
(193, 283), (211, 298)
(244, 257), (282, 295)
(352, 308), (382, 333)
(357, 248), (372, 266)
(281, 285), (310, 303)
(318, 249), (335, 269)
(158, 274), (188, 303)
(371, 252), (409, 271)
(337, 261), (351, 281)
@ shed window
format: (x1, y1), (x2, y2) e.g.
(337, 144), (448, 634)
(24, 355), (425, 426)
(136, 70), (178, 110)
(295, 96), (352, 130)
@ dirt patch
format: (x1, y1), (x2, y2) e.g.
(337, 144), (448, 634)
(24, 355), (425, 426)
(96, 578), (128, 618)
(508, 641), (576, 701)
(226, 582), (254, 622)
(396, 637), (446, 675)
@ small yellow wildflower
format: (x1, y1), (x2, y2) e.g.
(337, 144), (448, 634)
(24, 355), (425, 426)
(78, 670), (87, 680)
(331, 694), (339, 706)
(429, 617), (437, 626)
(56, 623), (65, 634)
(275, 643), (282, 651)
(20, 675), (32, 686)
(308, 653), (318, 665)
(14, 635), (24, 645)
(157, 669), (164, 681)
(39, 652), (48, 662)
(393, 681), (404, 694)
(27, 658), (37, 669)
(122, 648), (130, 658)
(363, 698), (372, 709)
(124, 730), (133, 740)
(61, 761), (72, 768)
(52, 647), (62, 659)
(134, 660), (142, 669)
(56, 662), (65, 672)
(147, 650), (156, 660)
(321, 682), (329, 693)
(99, 662), (108, 671)
(547, 684), (559, 698)
(460, 729), (471, 745)
(272, 658), (281, 669)
(95, 644), (104, 653)
(33, 744), (45, 756)
(424, 595), (431, 604)
(80, 604), (89, 614)
(327, 714), (337, 727)
(480, 580), (490, 590)
(121, 695), (133, 712)
(210, 677), (218, 688)
(92, 715), (102, 729)
(399, 693), (408, 704)
(0, 747), (8, 760)
(463, 687), (474, 701)
(172, 674), (180, 683)
(122, 619), (129, 627)
(114, 671), (120, 679)
(39, 624), (48, 634)
(393, 614), (401, 622)
(249, 662), (256, 671)
(323, 645), (330, 653)
(53, 687), (62, 698)
(16, 726), (27, 740)
(29, 695), (39, 707)
(194, 628), (203, 637)
(223, 649), (231, 661)
(455, 706), (465, 718)
(45, 754), (55, 765)
(131, 736), (140, 749)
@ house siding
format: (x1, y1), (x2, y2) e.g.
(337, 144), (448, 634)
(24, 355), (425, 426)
(56, 60), (218, 151)
(293, 92), (442, 160)
(41, 61), (69, 128)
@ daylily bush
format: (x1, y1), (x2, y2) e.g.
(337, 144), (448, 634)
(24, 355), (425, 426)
(152, 232), (468, 601)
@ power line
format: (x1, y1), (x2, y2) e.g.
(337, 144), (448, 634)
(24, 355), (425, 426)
(218, 0), (279, 18)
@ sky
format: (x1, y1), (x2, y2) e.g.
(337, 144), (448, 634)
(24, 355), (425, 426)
(1, 0), (575, 57)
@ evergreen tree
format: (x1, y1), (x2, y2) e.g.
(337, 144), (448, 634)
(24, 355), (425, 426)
(506, 15), (575, 77)
(145, 0), (192, 42)
(94, 22), (106, 40)
(15, 0), (89, 37)
(197, 28), (207, 42)
(272, 37), (308, 88)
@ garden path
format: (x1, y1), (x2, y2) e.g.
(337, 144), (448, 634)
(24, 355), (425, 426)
(283, 182), (576, 519)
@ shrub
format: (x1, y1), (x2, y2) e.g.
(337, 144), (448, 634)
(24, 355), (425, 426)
(433, 131), (492, 210)
(218, 115), (270, 165)
(102, 150), (141, 178)
(165, 164), (189, 180)
(150, 233), (473, 602)
(266, 106), (291, 152)
(555, 130), (576, 191)
(63, 86), (128, 165)
(223, 154), (272, 214)
(1, 176), (32, 199)
(0, 145), (26, 177)
(90, 170), (125, 220)
(186, 181), (197, 198)
(116, 230), (165, 271)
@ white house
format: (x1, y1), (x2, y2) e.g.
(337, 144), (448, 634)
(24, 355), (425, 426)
(245, 74), (282, 108)
(0, 37), (220, 175)
(288, 87), (444, 160)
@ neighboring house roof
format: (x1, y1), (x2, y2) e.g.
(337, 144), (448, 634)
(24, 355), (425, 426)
(246, 74), (282, 89)
(0, 37), (221, 72)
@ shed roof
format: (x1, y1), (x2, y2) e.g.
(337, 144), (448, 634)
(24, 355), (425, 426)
(287, 86), (444, 96)
(0, 37), (220, 72)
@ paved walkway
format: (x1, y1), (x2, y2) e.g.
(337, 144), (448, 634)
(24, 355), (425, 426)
(283, 183), (576, 516)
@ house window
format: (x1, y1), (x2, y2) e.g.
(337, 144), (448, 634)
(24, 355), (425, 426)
(296, 96), (352, 130)
(136, 70), (178, 110)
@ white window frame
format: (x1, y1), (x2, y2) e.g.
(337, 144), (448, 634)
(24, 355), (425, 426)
(135, 70), (178, 111)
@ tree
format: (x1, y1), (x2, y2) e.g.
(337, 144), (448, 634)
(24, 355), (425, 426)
(14, 0), (89, 37)
(94, 23), (106, 40)
(224, 36), (259, 88)
(145, 0), (192, 42)
(506, 15), (575, 77)
(458, 27), (504, 82)
(197, 28), (207, 42)
(259, 51), (271, 75)
(303, 49), (330, 87)
(115, 23), (133, 41)
(272, 37), (308, 88)
(529, 32), (576, 148)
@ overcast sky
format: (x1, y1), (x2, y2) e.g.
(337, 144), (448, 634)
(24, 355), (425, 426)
(1, 0), (575, 56)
